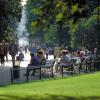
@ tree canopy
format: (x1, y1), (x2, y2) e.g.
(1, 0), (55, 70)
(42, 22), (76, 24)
(26, 0), (99, 49)
(0, 0), (22, 42)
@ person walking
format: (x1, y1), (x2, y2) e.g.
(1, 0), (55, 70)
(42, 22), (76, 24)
(18, 51), (24, 62)
(9, 41), (18, 67)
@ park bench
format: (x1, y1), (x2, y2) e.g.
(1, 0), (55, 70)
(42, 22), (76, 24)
(58, 58), (83, 76)
(26, 59), (55, 81)
(59, 60), (100, 77)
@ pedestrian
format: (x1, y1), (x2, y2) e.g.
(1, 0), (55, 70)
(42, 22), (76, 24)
(93, 48), (100, 70)
(3, 40), (8, 61)
(18, 51), (24, 62)
(0, 42), (5, 65)
(9, 41), (18, 67)
(25, 46), (28, 54)
(29, 45), (37, 54)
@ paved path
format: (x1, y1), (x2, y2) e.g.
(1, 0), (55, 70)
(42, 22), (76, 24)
(0, 52), (54, 68)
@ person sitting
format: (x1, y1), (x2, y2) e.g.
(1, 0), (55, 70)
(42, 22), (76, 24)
(37, 49), (46, 65)
(74, 50), (81, 64)
(25, 49), (46, 76)
(53, 50), (70, 72)
(26, 53), (41, 76)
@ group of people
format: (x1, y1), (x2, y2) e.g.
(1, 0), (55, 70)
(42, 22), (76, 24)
(26, 45), (100, 75)
(0, 40), (25, 67)
(20, 42), (100, 75)
(0, 40), (100, 74)
(54, 48), (100, 72)
(0, 40), (18, 66)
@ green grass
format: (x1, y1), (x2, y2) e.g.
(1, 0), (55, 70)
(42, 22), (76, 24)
(0, 72), (100, 100)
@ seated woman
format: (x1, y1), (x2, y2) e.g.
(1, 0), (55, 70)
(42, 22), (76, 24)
(53, 50), (71, 72)
(73, 50), (81, 64)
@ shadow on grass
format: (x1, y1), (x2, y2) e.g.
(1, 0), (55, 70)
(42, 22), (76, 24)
(0, 94), (100, 100)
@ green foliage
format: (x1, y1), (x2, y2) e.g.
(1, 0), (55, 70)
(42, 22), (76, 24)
(44, 24), (57, 44)
(56, 13), (63, 22)
(26, 0), (99, 49)
(5, 26), (15, 43)
(32, 21), (38, 28)
(84, 15), (98, 28)
(0, 0), (22, 42)
(71, 14), (99, 48)
(32, 8), (43, 16)
(71, 4), (78, 14)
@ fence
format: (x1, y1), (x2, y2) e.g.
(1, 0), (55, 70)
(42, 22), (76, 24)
(0, 60), (100, 84)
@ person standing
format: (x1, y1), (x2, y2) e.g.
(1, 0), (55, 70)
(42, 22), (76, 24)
(9, 41), (18, 67)
(29, 45), (37, 54)
(0, 41), (5, 65)
(3, 40), (8, 61)
(18, 51), (24, 62)
(93, 48), (100, 70)
(24, 46), (28, 54)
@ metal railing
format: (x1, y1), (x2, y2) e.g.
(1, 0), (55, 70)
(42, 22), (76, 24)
(0, 60), (100, 84)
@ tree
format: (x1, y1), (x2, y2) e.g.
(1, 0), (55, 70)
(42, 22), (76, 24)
(0, 0), (22, 42)
(26, 0), (99, 49)
(70, 6), (99, 49)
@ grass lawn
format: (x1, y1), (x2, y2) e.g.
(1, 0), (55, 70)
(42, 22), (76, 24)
(0, 72), (100, 100)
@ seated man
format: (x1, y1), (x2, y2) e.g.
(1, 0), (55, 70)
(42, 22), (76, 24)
(26, 53), (41, 76)
(26, 50), (46, 76)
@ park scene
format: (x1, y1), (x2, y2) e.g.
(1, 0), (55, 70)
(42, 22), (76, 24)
(0, 0), (100, 100)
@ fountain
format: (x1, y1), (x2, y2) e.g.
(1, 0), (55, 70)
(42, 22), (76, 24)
(17, 0), (29, 46)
